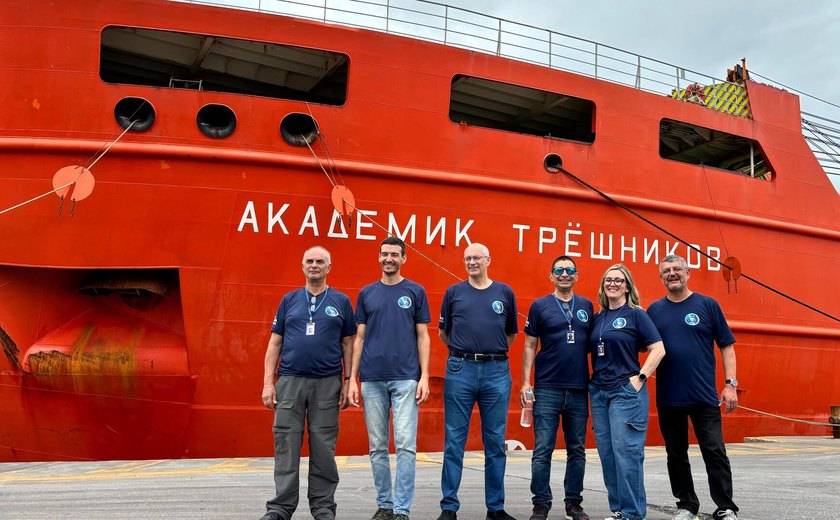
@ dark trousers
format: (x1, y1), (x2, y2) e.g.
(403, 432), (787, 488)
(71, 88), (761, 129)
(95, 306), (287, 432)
(658, 405), (738, 516)
(267, 375), (342, 520)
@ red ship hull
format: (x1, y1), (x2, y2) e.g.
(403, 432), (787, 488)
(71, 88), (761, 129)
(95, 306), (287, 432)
(0, 0), (837, 462)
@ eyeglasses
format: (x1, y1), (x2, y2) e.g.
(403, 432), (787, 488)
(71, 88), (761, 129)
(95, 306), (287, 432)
(464, 255), (488, 263)
(604, 278), (626, 286)
(660, 267), (687, 275)
(552, 267), (577, 276)
(310, 295), (317, 312)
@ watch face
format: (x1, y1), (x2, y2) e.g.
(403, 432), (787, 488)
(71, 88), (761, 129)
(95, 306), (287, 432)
(727, 379), (738, 387)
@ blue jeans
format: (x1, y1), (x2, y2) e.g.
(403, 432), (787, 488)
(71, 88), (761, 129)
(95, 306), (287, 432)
(530, 388), (589, 510)
(361, 380), (419, 516)
(440, 357), (512, 513)
(590, 382), (649, 520)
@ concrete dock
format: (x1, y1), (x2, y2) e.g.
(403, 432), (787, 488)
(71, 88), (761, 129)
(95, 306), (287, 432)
(1, 436), (838, 519)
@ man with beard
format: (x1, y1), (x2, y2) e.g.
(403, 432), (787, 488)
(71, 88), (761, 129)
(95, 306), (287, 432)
(347, 236), (432, 520)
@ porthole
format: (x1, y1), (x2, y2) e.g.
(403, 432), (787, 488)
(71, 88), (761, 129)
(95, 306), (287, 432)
(196, 104), (236, 138)
(544, 154), (563, 173)
(114, 97), (155, 132)
(280, 113), (319, 146)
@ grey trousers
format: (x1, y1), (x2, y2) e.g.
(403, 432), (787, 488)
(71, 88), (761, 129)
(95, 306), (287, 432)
(266, 375), (342, 520)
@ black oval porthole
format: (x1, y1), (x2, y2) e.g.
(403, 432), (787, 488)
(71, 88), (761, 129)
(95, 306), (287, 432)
(114, 97), (155, 132)
(197, 104), (236, 138)
(544, 153), (563, 173)
(280, 113), (319, 146)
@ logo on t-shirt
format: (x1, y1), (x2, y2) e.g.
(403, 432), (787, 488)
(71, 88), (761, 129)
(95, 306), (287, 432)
(684, 313), (700, 326)
(325, 306), (339, 317)
(576, 309), (589, 322)
(492, 300), (504, 314)
(612, 317), (627, 329)
(397, 296), (412, 309)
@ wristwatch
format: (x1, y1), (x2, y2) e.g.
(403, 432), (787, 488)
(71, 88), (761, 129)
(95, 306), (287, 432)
(637, 372), (647, 383)
(344, 376), (351, 381)
(725, 378), (738, 388)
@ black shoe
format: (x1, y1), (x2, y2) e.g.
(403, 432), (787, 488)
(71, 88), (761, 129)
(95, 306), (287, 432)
(371, 508), (394, 520)
(487, 511), (518, 520)
(565, 503), (589, 520)
(260, 512), (283, 520)
(437, 511), (457, 520)
(530, 504), (549, 520)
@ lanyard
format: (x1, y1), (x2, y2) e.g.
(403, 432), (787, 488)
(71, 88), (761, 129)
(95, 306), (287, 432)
(304, 287), (329, 323)
(552, 294), (575, 328)
(597, 304), (625, 342)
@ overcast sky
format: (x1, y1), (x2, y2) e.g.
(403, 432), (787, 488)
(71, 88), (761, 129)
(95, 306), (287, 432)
(440, 0), (840, 192)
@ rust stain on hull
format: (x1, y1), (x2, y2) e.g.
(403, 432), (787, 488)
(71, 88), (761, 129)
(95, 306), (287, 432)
(1, 326), (22, 371)
(26, 326), (139, 375)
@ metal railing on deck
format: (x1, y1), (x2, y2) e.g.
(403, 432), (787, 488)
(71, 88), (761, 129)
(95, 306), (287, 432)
(173, 0), (744, 112)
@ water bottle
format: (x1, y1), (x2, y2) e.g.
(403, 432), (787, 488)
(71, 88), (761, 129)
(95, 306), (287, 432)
(520, 389), (534, 427)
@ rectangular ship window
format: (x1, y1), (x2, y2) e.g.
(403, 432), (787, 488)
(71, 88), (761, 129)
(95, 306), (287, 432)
(100, 27), (348, 105)
(660, 118), (774, 180)
(449, 75), (595, 143)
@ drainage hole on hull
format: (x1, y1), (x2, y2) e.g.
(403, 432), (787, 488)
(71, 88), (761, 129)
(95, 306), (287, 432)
(280, 113), (319, 146)
(114, 97), (155, 132)
(544, 153), (563, 173)
(196, 104), (237, 138)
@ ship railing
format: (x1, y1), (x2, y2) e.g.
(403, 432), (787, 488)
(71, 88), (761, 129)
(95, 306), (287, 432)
(172, 0), (744, 114)
(802, 112), (840, 179)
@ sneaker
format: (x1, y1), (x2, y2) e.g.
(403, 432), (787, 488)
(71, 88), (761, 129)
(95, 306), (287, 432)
(371, 508), (394, 520)
(437, 511), (457, 520)
(715, 511), (738, 520)
(394, 515), (409, 520)
(604, 514), (622, 520)
(530, 505), (549, 520)
(672, 510), (698, 520)
(487, 511), (518, 520)
(565, 503), (589, 520)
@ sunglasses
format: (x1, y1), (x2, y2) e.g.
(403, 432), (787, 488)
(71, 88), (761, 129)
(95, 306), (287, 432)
(552, 267), (577, 276)
(310, 295), (317, 313)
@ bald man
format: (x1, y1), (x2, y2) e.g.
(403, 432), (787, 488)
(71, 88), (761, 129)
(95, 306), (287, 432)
(437, 243), (519, 520)
(260, 246), (356, 520)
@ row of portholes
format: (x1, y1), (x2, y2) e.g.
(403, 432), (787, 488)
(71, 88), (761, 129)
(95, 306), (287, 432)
(113, 97), (320, 146)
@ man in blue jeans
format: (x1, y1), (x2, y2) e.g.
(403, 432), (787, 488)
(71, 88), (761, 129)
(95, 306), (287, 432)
(437, 242), (518, 520)
(347, 236), (431, 520)
(520, 256), (593, 520)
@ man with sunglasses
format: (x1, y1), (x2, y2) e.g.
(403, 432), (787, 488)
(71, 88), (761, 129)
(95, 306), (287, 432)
(647, 254), (739, 520)
(260, 246), (356, 520)
(520, 256), (594, 520)
(346, 236), (432, 520)
(437, 243), (518, 520)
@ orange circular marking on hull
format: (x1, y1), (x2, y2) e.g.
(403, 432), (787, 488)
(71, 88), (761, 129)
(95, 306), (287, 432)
(52, 165), (95, 201)
(331, 185), (355, 217)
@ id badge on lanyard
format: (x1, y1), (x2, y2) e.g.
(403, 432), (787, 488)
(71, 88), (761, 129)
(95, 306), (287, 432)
(306, 321), (316, 336)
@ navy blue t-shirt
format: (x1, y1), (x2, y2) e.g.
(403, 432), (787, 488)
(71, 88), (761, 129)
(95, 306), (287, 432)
(648, 293), (736, 407)
(271, 288), (356, 378)
(439, 281), (518, 354)
(589, 305), (661, 390)
(524, 294), (594, 390)
(355, 279), (431, 382)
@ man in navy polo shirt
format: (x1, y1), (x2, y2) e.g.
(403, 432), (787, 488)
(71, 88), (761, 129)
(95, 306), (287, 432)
(520, 256), (593, 520)
(260, 246), (356, 520)
(346, 236), (432, 520)
(647, 254), (739, 520)
(437, 242), (518, 520)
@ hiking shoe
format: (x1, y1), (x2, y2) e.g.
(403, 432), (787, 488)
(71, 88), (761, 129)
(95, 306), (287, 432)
(394, 515), (409, 520)
(672, 510), (698, 520)
(259, 513), (283, 520)
(565, 503), (589, 520)
(604, 514), (622, 520)
(530, 505), (549, 520)
(487, 511), (518, 520)
(371, 508), (394, 520)
(714, 511), (737, 520)
(437, 511), (457, 520)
